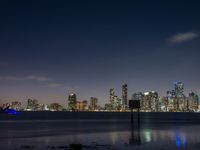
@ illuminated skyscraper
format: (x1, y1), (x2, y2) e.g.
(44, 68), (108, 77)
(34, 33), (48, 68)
(160, 96), (168, 112)
(10, 101), (22, 111)
(110, 88), (115, 104)
(76, 100), (88, 111)
(132, 92), (143, 101)
(174, 82), (184, 97)
(68, 93), (77, 111)
(166, 90), (176, 111)
(151, 91), (159, 112)
(188, 92), (199, 111)
(174, 82), (185, 111)
(27, 99), (39, 111)
(122, 84), (128, 108)
(90, 97), (98, 111)
(113, 96), (122, 110)
(143, 91), (159, 112)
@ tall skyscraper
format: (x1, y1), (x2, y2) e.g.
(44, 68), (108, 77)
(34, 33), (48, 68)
(174, 82), (185, 111)
(142, 91), (159, 112)
(122, 84), (128, 108)
(90, 97), (98, 111)
(166, 90), (176, 111)
(68, 93), (77, 111)
(132, 92), (143, 101)
(188, 92), (199, 111)
(113, 95), (122, 110)
(174, 82), (184, 97)
(110, 88), (115, 104)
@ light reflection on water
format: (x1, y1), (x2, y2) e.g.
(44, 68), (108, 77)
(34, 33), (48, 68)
(144, 130), (151, 142)
(1, 123), (200, 150)
(176, 133), (187, 149)
(106, 125), (200, 149)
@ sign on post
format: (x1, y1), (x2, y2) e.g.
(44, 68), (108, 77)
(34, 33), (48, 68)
(129, 100), (141, 125)
(129, 100), (140, 109)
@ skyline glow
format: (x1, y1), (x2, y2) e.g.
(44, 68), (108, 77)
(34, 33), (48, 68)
(0, 0), (200, 106)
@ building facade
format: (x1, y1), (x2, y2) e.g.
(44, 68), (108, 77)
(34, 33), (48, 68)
(76, 100), (88, 111)
(122, 84), (128, 108)
(68, 93), (77, 111)
(90, 97), (98, 111)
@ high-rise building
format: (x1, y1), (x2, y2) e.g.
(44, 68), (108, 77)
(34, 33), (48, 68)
(132, 92), (143, 101)
(143, 91), (159, 112)
(110, 88), (115, 105)
(122, 84), (128, 108)
(151, 91), (159, 112)
(188, 92), (199, 111)
(76, 100), (88, 111)
(113, 96), (122, 110)
(160, 96), (168, 112)
(68, 93), (77, 111)
(104, 103), (112, 111)
(166, 90), (176, 111)
(174, 82), (185, 111)
(26, 99), (39, 111)
(132, 92), (144, 110)
(174, 82), (184, 97)
(49, 103), (62, 111)
(9, 101), (22, 111)
(90, 97), (98, 111)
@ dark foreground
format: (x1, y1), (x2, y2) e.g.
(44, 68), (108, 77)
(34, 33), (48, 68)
(0, 112), (200, 150)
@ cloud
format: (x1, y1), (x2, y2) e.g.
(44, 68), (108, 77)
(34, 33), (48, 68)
(26, 75), (52, 82)
(0, 75), (52, 82)
(46, 83), (62, 88)
(64, 86), (80, 91)
(167, 32), (199, 43)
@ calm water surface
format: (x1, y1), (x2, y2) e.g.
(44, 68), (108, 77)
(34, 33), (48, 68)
(0, 112), (200, 150)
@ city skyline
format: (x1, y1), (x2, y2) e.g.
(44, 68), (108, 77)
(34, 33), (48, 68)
(1, 1), (200, 150)
(1, 81), (199, 112)
(0, 81), (200, 107)
(0, 0), (200, 106)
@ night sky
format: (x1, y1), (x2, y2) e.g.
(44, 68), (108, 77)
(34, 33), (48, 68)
(0, 0), (200, 106)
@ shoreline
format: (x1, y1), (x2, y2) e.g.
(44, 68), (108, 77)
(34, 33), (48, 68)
(1, 112), (200, 124)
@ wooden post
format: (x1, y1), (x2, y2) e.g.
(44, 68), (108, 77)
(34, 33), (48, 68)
(137, 108), (140, 125)
(131, 108), (133, 124)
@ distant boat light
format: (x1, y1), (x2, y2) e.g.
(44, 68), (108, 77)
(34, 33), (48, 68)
(5, 109), (19, 115)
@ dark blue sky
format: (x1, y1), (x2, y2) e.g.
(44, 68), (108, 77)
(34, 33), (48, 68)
(0, 0), (200, 105)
